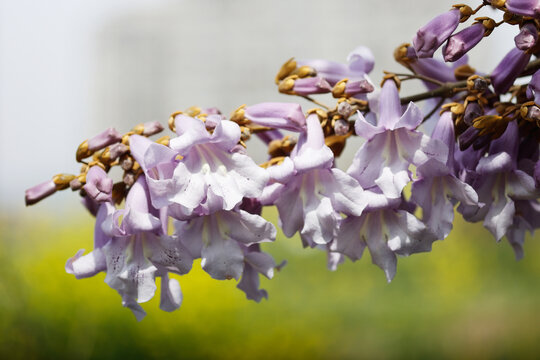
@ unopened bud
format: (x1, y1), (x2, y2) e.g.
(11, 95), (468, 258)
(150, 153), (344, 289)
(333, 118), (350, 136)
(123, 172), (136, 186)
(25, 180), (57, 206)
(337, 101), (353, 117)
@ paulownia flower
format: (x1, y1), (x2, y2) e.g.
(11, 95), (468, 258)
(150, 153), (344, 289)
(261, 113), (368, 247)
(173, 208), (277, 300)
(411, 112), (479, 240)
(129, 115), (268, 219)
(458, 121), (539, 248)
(66, 176), (193, 320)
(349, 80), (447, 198)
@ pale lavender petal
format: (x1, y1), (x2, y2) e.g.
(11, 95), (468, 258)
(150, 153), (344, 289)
(159, 274), (183, 312)
(65, 248), (107, 279)
(201, 234), (244, 281)
(237, 263), (268, 302)
(301, 196), (338, 245)
(210, 120), (242, 151)
(267, 157), (295, 183)
(378, 81), (401, 129)
(333, 216), (366, 261)
(326, 168), (367, 216)
(224, 210), (277, 245)
(274, 180), (305, 237)
(170, 115), (212, 154)
(347, 46), (375, 74)
(364, 213), (397, 282)
(394, 102), (423, 130)
(507, 170), (539, 199)
(244, 251), (276, 279)
(148, 235), (194, 275)
(293, 114), (334, 171)
(354, 110), (384, 140)
(296, 59), (350, 85)
(483, 192), (515, 241)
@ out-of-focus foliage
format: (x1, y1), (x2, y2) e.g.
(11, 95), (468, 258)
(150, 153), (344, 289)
(2, 207), (540, 359)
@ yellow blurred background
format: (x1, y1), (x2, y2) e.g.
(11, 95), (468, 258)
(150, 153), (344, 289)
(2, 207), (540, 359)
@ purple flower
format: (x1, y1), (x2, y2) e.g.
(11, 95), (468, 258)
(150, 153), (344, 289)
(237, 244), (277, 302)
(443, 23), (485, 62)
(411, 112), (479, 239)
(491, 47), (531, 94)
(413, 9), (461, 58)
(130, 115), (268, 219)
(349, 80), (447, 198)
(506, 0), (540, 18)
(173, 209), (276, 282)
(66, 177), (194, 320)
(333, 205), (434, 282)
(458, 121), (539, 244)
(262, 114), (368, 247)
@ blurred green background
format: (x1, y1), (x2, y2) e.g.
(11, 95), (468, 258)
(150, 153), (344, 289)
(2, 207), (540, 359)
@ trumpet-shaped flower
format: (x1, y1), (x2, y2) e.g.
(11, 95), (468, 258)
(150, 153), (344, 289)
(349, 80), (447, 198)
(411, 112), (479, 239)
(130, 115), (268, 219)
(263, 114), (368, 247)
(172, 208), (278, 301)
(458, 121), (539, 244)
(66, 176), (193, 320)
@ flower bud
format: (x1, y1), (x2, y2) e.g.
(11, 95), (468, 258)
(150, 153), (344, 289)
(290, 76), (332, 95)
(506, 0), (540, 18)
(245, 102), (306, 132)
(514, 22), (538, 51)
(413, 9), (461, 58)
(443, 23), (485, 62)
(87, 128), (122, 152)
(491, 48), (531, 94)
(25, 180), (57, 206)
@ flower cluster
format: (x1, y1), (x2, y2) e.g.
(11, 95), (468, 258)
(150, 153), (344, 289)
(26, 0), (540, 320)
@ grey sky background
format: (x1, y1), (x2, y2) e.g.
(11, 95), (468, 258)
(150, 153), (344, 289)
(1, 0), (515, 213)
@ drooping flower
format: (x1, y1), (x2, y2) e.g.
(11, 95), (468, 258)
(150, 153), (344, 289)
(171, 207), (277, 302)
(458, 121), (539, 248)
(333, 202), (433, 282)
(410, 112), (479, 239)
(260, 113), (368, 247)
(66, 176), (194, 320)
